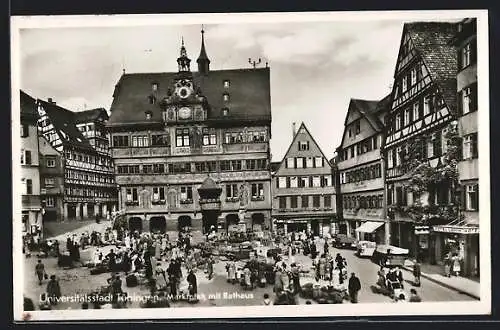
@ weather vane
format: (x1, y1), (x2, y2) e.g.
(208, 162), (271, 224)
(248, 57), (262, 68)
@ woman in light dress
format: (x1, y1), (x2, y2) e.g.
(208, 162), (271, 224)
(280, 267), (290, 292)
(227, 261), (237, 283)
(243, 268), (252, 289)
(452, 255), (461, 276)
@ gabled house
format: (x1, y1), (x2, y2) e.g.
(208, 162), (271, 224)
(336, 96), (390, 244)
(271, 122), (336, 237)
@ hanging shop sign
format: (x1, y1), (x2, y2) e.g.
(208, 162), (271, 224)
(433, 225), (479, 235)
(414, 225), (430, 235)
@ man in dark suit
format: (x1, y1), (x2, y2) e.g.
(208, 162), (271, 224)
(348, 272), (361, 303)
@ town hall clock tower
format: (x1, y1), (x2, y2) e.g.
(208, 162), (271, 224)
(161, 38), (208, 123)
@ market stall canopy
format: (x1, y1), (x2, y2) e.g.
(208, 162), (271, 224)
(355, 221), (384, 233)
(375, 245), (409, 255)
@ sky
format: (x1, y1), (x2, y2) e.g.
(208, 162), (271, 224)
(19, 18), (407, 161)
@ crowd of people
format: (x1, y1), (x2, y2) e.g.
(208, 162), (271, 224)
(26, 225), (427, 310)
(28, 225), (210, 310)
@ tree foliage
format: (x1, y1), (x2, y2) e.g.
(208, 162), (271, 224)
(398, 122), (462, 224)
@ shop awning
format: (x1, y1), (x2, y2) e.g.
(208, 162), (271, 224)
(433, 219), (479, 235)
(355, 221), (384, 233)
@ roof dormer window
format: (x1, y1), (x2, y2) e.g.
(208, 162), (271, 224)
(152, 83), (158, 92)
(145, 111), (152, 120)
(222, 107), (229, 116)
(223, 93), (230, 102)
(223, 80), (230, 88)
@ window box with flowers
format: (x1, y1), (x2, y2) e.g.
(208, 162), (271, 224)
(180, 199), (193, 205)
(125, 201), (139, 206)
(251, 196), (265, 202)
(225, 197), (239, 203)
(152, 200), (166, 205)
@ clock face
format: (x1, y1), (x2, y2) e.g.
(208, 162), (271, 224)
(178, 107), (192, 119)
(178, 86), (192, 99)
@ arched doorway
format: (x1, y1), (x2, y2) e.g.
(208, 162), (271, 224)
(129, 217), (143, 233)
(226, 214), (240, 233)
(178, 216), (192, 231)
(150, 216), (167, 233)
(202, 211), (219, 234)
(251, 213), (265, 232)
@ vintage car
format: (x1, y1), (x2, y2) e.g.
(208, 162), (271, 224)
(332, 234), (357, 249)
(356, 240), (377, 258)
(371, 244), (409, 267)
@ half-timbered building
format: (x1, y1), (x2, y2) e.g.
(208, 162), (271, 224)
(74, 108), (117, 218)
(271, 123), (336, 237)
(384, 22), (458, 258)
(36, 98), (117, 220)
(336, 96), (390, 244)
(107, 30), (272, 235)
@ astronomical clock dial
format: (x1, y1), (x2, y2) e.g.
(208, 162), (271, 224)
(178, 106), (192, 119)
(178, 86), (192, 99)
(176, 79), (193, 99)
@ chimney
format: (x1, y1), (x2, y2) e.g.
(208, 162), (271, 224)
(292, 122), (296, 138)
(47, 98), (55, 104)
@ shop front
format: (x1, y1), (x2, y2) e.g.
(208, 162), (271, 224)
(390, 221), (416, 256)
(432, 223), (479, 278)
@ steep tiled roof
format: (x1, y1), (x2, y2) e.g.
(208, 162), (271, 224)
(375, 94), (391, 114)
(349, 99), (381, 131)
(270, 161), (281, 173)
(20, 90), (38, 121)
(108, 67), (271, 126)
(37, 99), (93, 150)
(405, 22), (458, 114)
(74, 108), (109, 124)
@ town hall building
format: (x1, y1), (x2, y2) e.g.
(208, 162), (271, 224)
(107, 29), (273, 234)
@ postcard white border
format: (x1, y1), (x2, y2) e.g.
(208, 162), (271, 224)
(11, 9), (491, 321)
